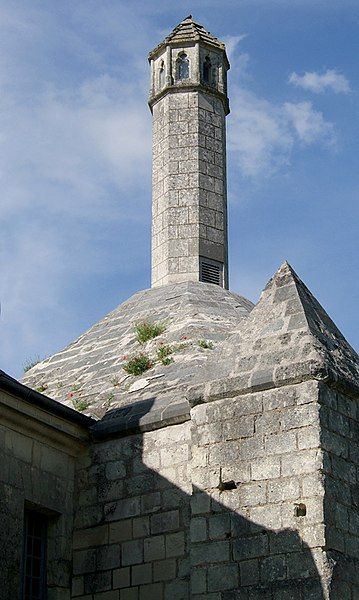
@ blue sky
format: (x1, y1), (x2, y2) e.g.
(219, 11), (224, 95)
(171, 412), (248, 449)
(1, 0), (358, 378)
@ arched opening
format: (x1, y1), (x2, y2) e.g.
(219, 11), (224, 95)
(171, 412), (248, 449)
(203, 56), (212, 85)
(159, 61), (165, 89)
(177, 53), (189, 80)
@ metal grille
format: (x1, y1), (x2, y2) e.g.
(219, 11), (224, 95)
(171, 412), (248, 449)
(22, 510), (47, 600)
(200, 259), (223, 286)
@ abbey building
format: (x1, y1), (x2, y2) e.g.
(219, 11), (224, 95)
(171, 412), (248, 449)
(1, 16), (359, 600)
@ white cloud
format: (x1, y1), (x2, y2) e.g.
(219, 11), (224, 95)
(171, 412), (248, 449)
(0, 78), (151, 269)
(228, 89), (292, 177)
(228, 90), (336, 178)
(289, 69), (350, 94)
(0, 4), (153, 376)
(222, 35), (248, 64)
(284, 101), (335, 146)
(0, 75), (151, 220)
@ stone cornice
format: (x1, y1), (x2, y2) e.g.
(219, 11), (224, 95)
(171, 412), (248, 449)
(0, 370), (94, 453)
(91, 398), (190, 440)
(148, 40), (229, 70)
(148, 83), (230, 115)
(186, 361), (359, 408)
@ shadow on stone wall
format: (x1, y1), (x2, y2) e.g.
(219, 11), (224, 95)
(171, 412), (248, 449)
(83, 399), (326, 600)
(190, 488), (324, 599)
(0, 485), (22, 598)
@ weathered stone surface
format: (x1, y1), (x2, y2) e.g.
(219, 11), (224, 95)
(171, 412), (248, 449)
(7, 263), (359, 598)
(189, 261), (359, 404)
(151, 91), (228, 288)
(0, 383), (87, 600)
(22, 281), (252, 418)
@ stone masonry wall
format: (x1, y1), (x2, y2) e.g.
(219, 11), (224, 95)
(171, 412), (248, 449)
(190, 380), (327, 598)
(72, 380), (333, 599)
(0, 392), (79, 600)
(319, 384), (359, 596)
(72, 421), (192, 600)
(151, 90), (228, 287)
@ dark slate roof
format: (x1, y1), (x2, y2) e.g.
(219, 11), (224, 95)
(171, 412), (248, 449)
(22, 282), (253, 419)
(149, 16), (226, 59)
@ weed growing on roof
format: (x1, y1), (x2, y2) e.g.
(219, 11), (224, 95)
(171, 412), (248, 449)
(176, 341), (190, 350)
(72, 398), (90, 412)
(157, 344), (174, 366)
(134, 321), (166, 344)
(123, 353), (153, 376)
(23, 355), (42, 372)
(35, 383), (48, 393)
(198, 339), (214, 349)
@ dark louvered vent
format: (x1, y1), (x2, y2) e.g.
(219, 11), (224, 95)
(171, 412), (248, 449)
(200, 258), (224, 286)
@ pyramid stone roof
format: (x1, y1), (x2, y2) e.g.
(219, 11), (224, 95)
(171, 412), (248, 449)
(22, 263), (359, 426)
(22, 282), (253, 419)
(149, 15), (227, 59)
(188, 262), (359, 405)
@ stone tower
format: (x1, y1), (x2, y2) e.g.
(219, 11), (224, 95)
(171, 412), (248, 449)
(5, 15), (359, 600)
(148, 16), (230, 288)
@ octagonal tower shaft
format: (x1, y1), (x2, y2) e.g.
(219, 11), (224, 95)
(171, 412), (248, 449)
(148, 17), (230, 289)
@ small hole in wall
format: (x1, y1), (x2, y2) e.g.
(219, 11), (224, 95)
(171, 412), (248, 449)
(294, 503), (307, 517)
(217, 480), (237, 492)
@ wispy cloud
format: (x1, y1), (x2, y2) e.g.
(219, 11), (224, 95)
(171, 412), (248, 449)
(228, 90), (336, 178)
(222, 35), (248, 63)
(289, 69), (350, 94)
(0, 3), (154, 376)
(0, 76), (151, 220)
(284, 101), (335, 146)
(226, 44), (338, 179)
(228, 89), (293, 177)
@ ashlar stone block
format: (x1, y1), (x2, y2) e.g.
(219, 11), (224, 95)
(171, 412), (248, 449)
(113, 567), (131, 590)
(144, 535), (166, 562)
(122, 539), (143, 566)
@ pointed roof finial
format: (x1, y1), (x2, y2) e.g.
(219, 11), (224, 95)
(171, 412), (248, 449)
(148, 16), (227, 59)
